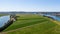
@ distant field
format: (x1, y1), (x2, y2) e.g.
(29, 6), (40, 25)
(0, 14), (7, 16)
(2, 14), (59, 34)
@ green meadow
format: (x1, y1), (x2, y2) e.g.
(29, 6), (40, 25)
(1, 14), (60, 34)
(0, 14), (8, 16)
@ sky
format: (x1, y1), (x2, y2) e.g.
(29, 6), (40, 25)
(0, 0), (60, 12)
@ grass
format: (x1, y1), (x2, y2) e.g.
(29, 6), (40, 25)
(2, 14), (58, 34)
(6, 21), (57, 34)
(4, 14), (49, 31)
(44, 23), (60, 34)
(0, 14), (7, 16)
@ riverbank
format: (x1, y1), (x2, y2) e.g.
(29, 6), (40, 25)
(43, 14), (60, 22)
(0, 14), (57, 34)
(50, 19), (60, 25)
(42, 14), (60, 25)
(0, 15), (16, 32)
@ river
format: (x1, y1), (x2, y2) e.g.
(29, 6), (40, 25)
(42, 14), (60, 21)
(0, 15), (10, 28)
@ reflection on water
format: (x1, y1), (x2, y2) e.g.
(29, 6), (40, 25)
(0, 15), (10, 27)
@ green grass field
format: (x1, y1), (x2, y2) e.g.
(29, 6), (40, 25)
(1, 14), (60, 34)
(0, 14), (8, 16)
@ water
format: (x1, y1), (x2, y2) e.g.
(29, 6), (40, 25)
(0, 15), (10, 28)
(43, 14), (60, 21)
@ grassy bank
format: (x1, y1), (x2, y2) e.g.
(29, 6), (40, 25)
(2, 14), (58, 34)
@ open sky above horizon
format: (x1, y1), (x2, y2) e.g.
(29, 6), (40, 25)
(0, 0), (60, 12)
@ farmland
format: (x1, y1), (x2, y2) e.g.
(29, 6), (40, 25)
(0, 14), (60, 34)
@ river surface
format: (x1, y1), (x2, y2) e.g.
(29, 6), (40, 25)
(0, 15), (10, 28)
(42, 14), (60, 21)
